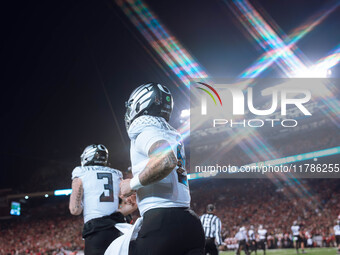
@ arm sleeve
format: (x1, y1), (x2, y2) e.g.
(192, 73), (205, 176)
(215, 217), (223, 245)
(71, 167), (85, 180)
(135, 127), (175, 156)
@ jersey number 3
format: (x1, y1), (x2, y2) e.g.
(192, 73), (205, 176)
(97, 173), (114, 202)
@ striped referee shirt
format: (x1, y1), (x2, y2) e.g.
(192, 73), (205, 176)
(200, 213), (222, 245)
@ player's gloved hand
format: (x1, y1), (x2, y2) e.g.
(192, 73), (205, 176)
(120, 179), (135, 198)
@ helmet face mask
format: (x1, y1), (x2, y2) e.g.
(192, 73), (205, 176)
(125, 82), (173, 131)
(80, 144), (108, 166)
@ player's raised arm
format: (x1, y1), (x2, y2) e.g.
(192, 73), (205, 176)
(69, 177), (83, 215)
(120, 139), (177, 197)
(139, 140), (177, 185)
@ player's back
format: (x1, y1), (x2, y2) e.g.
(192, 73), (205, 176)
(291, 225), (300, 236)
(334, 224), (340, 235)
(72, 165), (122, 223)
(258, 229), (267, 240)
(248, 229), (255, 240)
(128, 116), (190, 216)
(235, 231), (246, 241)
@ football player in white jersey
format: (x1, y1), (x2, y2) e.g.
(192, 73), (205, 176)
(248, 225), (257, 255)
(235, 227), (249, 255)
(69, 144), (136, 255)
(291, 220), (305, 254)
(120, 83), (205, 255)
(257, 225), (267, 255)
(334, 218), (340, 254)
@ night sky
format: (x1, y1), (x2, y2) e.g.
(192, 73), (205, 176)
(1, 0), (339, 192)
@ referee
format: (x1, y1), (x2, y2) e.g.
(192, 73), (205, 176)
(200, 204), (223, 255)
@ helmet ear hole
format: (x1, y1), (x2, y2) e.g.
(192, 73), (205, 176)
(162, 86), (169, 93)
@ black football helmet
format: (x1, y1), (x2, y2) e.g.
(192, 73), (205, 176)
(125, 82), (173, 130)
(80, 144), (108, 166)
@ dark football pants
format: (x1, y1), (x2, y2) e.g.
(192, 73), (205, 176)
(205, 238), (218, 255)
(258, 240), (266, 255)
(237, 240), (249, 255)
(249, 240), (257, 254)
(83, 212), (125, 255)
(336, 235), (340, 246)
(129, 207), (205, 255)
(85, 228), (120, 255)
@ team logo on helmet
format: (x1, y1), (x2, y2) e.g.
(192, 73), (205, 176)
(125, 82), (173, 130)
(80, 144), (108, 166)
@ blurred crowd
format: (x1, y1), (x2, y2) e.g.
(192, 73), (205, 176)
(0, 178), (338, 254)
(0, 202), (84, 255)
(191, 178), (340, 249)
(2, 92), (339, 254)
(191, 125), (340, 169)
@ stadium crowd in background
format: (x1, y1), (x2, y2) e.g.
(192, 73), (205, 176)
(192, 126), (340, 169)
(10, 123), (340, 194)
(1, 178), (339, 254)
(191, 178), (340, 250)
(0, 202), (84, 254)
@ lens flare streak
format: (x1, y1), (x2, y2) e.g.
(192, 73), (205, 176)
(116, 0), (208, 87)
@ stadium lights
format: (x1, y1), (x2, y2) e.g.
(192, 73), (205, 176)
(54, 189), (72, 196)
(293, 67), (329, 78)
(45, 194), (49, 198)
(180, 109), (190, 118)
(24, 196), (29, 199)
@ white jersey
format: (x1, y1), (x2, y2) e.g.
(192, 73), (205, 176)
(334, 225), (340, 235)
(127, 116), (190, 216)
(291, 225), (300, 236)
(248, 229), (255, 240)
(72, 165), (122, 223)
(235, 231), (247, 241)
(258, 229), (267, 240)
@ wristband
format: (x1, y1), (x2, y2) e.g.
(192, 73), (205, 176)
(130, 175), (143, 191)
